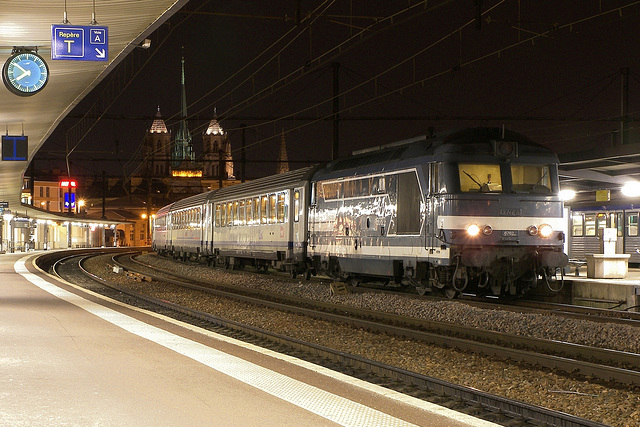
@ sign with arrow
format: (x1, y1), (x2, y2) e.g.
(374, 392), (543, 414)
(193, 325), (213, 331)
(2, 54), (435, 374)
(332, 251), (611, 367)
(51, 25), (108, 61)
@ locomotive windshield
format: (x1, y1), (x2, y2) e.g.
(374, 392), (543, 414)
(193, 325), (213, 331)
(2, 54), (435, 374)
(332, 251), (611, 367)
(459, 164), (502, 192)
(511, 164), (551, 194)
(458, 163), (552, 194)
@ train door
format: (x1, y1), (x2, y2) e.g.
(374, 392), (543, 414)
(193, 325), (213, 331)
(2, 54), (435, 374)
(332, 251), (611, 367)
(611, 211), (624, 254)
(291, 188), (304, 254)
(203, 202), (212, 255)
(425, 163), (439, 255)
(309, 182), (318, 250)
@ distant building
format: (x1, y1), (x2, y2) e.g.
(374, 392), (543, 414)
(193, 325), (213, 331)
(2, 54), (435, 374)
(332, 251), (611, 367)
(203, 109), (234, 179)
(143, 106), (172, 177)
(22, 175), (76, 213)
(142, 55), (236, 186)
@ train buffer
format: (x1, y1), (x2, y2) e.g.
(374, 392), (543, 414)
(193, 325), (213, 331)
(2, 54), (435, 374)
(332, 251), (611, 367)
(567, 259), (587, 277)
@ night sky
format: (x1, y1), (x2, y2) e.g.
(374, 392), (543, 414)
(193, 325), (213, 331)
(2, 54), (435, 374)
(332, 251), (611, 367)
(35, 0), (640, 182)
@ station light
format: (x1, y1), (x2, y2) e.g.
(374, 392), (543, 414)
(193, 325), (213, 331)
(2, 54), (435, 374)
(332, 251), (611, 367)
(559, 189), (576, 201)
(622, 181), (640, 198)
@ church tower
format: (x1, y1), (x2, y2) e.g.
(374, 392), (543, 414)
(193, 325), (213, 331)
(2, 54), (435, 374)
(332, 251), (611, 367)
(203, 108), (234, 179)
(143, 106), (172, 176)
(171, 55), (195, 170)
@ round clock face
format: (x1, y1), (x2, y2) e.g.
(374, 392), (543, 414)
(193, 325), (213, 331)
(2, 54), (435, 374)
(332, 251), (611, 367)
(2, 51), (50, 96)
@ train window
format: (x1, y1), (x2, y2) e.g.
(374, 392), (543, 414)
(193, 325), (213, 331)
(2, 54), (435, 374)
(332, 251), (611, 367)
(227, 202), (234, 226)
(276, 193), (286, 223)
(616, 213), (624, 237)
(628, 213), (639, 237)
(584, 214), (596, 236)
(220, 203), (226, 227)
(430, 162), (447, 194)
(343, 180), (355, 198)
(269, 194), (277, 223)
(293, 190), (300, 222)
(246, 199), (253, 225)
(610, 212), (616, 230)
(511, 164), (551, 194)
(260, 196), (268, 224)
(458, 164), (502, 192)
(322, 182), (340, 200)
(238, 200), (245, 225)
(595, 213), (607, 237)
(397, 172), (421, 234)
(254, 197), (261, 224)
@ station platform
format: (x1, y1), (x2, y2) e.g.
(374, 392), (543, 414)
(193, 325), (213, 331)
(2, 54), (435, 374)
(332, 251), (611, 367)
(0, 251), (496, 427)
(562, 266), (640, 310)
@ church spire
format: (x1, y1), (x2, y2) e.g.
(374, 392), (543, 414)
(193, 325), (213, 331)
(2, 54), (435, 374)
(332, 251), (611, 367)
(276, 128), (289, 174)
(172, 52), (194, 168)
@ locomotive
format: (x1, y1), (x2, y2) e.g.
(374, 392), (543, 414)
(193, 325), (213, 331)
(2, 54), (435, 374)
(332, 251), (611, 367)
(153, 127), (568, 297)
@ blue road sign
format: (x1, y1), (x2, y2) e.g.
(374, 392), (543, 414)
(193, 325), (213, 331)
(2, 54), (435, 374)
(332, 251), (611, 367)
(51, 25), (109, 61)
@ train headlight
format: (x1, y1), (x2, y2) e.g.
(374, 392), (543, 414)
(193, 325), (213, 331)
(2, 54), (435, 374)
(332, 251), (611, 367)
(527, 225), (538, 236)
(539, 223), (553, 238)
(466, 224), (481, 236)
(482, 225), (493, 235)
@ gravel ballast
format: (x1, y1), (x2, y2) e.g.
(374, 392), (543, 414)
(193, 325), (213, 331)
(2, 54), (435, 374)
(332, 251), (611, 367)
(83, 254), (640, 426)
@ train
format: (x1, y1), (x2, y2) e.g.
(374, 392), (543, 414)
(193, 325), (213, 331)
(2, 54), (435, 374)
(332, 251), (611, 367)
(152, 127), (569, 298)
(568, 204), (640, 264)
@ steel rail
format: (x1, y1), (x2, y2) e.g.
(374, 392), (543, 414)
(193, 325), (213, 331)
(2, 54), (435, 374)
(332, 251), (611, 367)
(67, 252), (605, 427)
(116, 253), (640, 385)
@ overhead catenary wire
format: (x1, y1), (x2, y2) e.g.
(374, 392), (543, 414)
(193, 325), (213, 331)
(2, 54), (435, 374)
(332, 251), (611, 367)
(57, 1), (640, 181)
(216, 1), (640, 160)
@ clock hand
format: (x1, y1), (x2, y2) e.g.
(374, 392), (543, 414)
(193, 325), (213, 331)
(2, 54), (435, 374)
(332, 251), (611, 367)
(14, 63), (27, 73)
(16, 70), (31, 81)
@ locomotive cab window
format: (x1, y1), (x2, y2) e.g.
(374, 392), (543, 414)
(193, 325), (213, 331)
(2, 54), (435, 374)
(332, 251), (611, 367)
(511, 164), (551, 194)
(459, 163), (502, 193)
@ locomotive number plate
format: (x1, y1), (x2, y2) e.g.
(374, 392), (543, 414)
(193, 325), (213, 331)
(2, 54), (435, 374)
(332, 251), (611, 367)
(501, 230), (518, 237)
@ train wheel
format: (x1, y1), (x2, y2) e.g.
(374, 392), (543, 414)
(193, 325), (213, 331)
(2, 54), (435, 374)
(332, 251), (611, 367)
(444, 287), (459, 299)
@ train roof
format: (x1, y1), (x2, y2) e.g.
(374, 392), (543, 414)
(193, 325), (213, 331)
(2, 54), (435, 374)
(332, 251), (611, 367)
(313, 127), (557, 179)
(211, 165), (320, 202)
(155, 202), (175, 216)
(171, 191), (212, 211)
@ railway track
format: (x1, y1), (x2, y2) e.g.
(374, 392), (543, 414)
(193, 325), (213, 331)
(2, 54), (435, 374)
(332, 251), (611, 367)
(45, 249), (609, 427)
(112, 253), (640, 384)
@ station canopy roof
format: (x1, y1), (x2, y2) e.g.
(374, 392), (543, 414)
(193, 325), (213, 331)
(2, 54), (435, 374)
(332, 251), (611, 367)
(0, 0), (188, 222)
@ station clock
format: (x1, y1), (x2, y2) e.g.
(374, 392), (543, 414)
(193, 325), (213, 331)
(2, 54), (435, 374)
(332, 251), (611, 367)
(2, 49), (50, 96)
